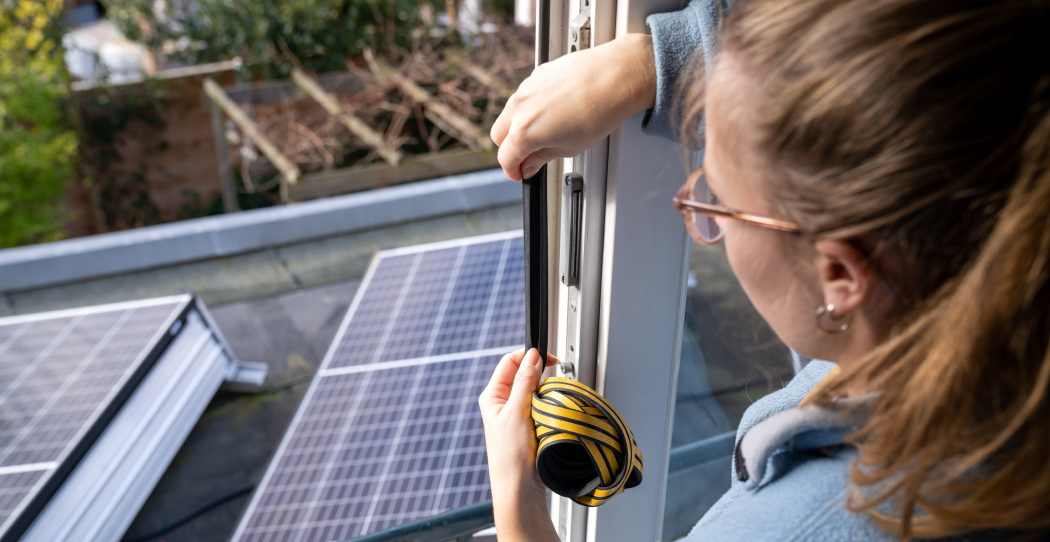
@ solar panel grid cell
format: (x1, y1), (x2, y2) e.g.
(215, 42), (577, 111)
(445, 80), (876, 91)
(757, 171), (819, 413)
(0, 471), (45, 527)
(377, 248), (462, 363)
(0, 307), (172, 467)
(230, 232), (526, 542)
(429, 243), (506, 357)
(0, 299), (185, 539)
(329, 256), (419, 369)
(483, 237), (526, 350)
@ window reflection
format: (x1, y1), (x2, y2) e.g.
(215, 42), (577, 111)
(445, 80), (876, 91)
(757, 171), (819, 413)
(663, 242), (792, 540)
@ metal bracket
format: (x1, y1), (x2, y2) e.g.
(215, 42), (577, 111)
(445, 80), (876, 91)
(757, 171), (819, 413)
(561, 0), (591, 380)
(221, 360), (270, 393)
(560, 172), (584, 287)
(560, 171), (584, 377)
(569, 12), (591, 53)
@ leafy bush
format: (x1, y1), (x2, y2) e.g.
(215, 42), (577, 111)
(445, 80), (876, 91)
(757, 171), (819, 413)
(0, 0), (79, 248)
(106, 0), (444, 80)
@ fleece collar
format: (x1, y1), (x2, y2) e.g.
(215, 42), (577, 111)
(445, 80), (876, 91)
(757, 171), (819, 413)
(734, 394), (876, 488)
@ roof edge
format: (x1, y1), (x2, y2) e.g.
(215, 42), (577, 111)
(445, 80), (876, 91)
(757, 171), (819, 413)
(0, 169), (519, 293)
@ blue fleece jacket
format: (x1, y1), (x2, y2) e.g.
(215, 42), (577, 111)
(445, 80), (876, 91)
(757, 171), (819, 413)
(642, 0), (726, 147)
(679, 361), (1005, 541)
(680, 361), (897, 541)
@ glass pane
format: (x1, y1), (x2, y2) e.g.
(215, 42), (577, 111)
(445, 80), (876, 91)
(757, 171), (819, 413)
(662, 242), (793, 540)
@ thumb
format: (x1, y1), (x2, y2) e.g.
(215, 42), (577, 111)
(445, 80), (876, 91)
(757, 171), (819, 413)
(520, 150), (559, 181)
(507, 348), (544, 414)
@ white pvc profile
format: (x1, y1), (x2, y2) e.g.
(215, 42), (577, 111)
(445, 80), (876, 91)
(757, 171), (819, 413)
(539, 0), (692, 541)
(546, 1), (616, 538)
(590, 114), (691, 542)
(20, 310), (234, 542)
(572, 0), (695, 539)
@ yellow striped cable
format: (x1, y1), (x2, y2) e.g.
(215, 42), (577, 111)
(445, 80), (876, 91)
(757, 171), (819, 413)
(531, 377), (643, 506)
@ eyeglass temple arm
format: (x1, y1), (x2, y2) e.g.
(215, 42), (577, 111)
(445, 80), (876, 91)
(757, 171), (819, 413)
(673, 197), (803, 234)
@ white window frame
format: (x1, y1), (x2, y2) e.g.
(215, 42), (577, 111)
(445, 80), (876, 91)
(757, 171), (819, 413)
(541, 0), (695, 540)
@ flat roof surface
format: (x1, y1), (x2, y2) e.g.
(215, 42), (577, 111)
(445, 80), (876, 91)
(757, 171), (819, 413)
(122, 280), (362, 542)
(0, 176), (523, 541)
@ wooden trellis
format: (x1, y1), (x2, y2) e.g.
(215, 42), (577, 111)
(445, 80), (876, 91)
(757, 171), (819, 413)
(291, 69), (402, 167)
(205, 37), (531, 209)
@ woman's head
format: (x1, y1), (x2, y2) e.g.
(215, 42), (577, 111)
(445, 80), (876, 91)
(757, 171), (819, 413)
(702, 50), (902, 367)
(683, 0), (1050, 536)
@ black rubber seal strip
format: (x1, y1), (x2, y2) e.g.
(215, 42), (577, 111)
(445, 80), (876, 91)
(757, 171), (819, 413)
(537, 0), (550, 64)
(523, 164), (549, 361)
(523, 0), (551, 361)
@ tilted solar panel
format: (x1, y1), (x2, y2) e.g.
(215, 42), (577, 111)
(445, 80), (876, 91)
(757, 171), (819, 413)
(0, 297), (188, 540)
(230, 231), (525, 542)
(0, 294), (254, 542)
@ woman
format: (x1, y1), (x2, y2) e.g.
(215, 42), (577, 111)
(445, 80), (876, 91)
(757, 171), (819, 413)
(480, 0), (1050, 539)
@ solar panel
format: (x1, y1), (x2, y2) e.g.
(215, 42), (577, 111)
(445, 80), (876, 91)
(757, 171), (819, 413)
(0, 295), (251, 542)
(230, 231), (526, 542)
(0, 297), (187, 539)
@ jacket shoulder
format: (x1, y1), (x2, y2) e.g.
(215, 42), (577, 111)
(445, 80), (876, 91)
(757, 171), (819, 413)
(685, 447), (893, 542)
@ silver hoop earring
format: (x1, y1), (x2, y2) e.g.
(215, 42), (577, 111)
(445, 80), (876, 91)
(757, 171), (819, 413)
(815, 303), (851, 335)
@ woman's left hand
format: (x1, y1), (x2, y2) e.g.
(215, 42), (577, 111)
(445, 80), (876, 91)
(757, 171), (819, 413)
(479, 348), (560, 542)
(489, 34), (657, 181)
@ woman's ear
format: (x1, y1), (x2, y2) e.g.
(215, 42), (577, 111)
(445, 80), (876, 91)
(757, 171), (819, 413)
(813, 239), (877, 316)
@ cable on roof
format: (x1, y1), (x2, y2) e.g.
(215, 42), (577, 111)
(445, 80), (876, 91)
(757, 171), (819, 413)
(122, 484), (254, 542)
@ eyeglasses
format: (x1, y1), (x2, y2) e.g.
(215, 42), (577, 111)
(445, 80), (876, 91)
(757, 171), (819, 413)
(672, 167), (802, 245)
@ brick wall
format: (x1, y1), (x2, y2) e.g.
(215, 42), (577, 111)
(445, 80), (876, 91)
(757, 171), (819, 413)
(64, 64), (237, 237)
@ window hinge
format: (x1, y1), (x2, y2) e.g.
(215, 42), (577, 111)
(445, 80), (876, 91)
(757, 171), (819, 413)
(569, 11), (590, 53)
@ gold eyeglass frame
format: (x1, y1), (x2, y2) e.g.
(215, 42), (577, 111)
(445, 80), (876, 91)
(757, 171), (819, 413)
(672, 167), (802, 245)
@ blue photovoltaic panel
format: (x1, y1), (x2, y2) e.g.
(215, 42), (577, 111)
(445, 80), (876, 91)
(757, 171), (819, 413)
(230, 231), (525, 542)
(0, 297), (188, 540)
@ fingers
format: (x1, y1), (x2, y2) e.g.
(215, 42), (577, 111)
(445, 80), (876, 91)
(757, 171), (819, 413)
(490, 105), (512, 148)
(496, 131), (530, 182)
(480, 348), (560, 416)
(506, 349), (546, 413)
(520, 150), (555, 181)
(480, 348), (526, 408)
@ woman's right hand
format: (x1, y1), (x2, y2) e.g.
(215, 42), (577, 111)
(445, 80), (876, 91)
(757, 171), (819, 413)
(491, 34), (658, 181)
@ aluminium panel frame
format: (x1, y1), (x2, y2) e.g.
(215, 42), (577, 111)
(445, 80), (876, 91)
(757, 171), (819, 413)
(0, 294), (245, 542)
(22, 308), (235, 542)
(0, 295), (195, 542)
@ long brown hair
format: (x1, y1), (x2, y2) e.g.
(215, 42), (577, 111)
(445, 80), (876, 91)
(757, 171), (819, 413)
(682, 0), (1050, 538)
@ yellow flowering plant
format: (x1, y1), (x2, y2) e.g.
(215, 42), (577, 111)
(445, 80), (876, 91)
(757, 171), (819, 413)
(0, 0), (79, 247)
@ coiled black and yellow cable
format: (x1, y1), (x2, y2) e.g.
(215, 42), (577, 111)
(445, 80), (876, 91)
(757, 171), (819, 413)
(531, 377), (643, 506)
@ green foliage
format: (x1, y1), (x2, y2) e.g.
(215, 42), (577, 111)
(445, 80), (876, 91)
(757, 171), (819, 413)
(76, 83), (170, 231)
(486, 0), (514, 18)
(0, 0), (79, 248)
(180, 189), (223, 219)
(107, 0), (443, 80)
